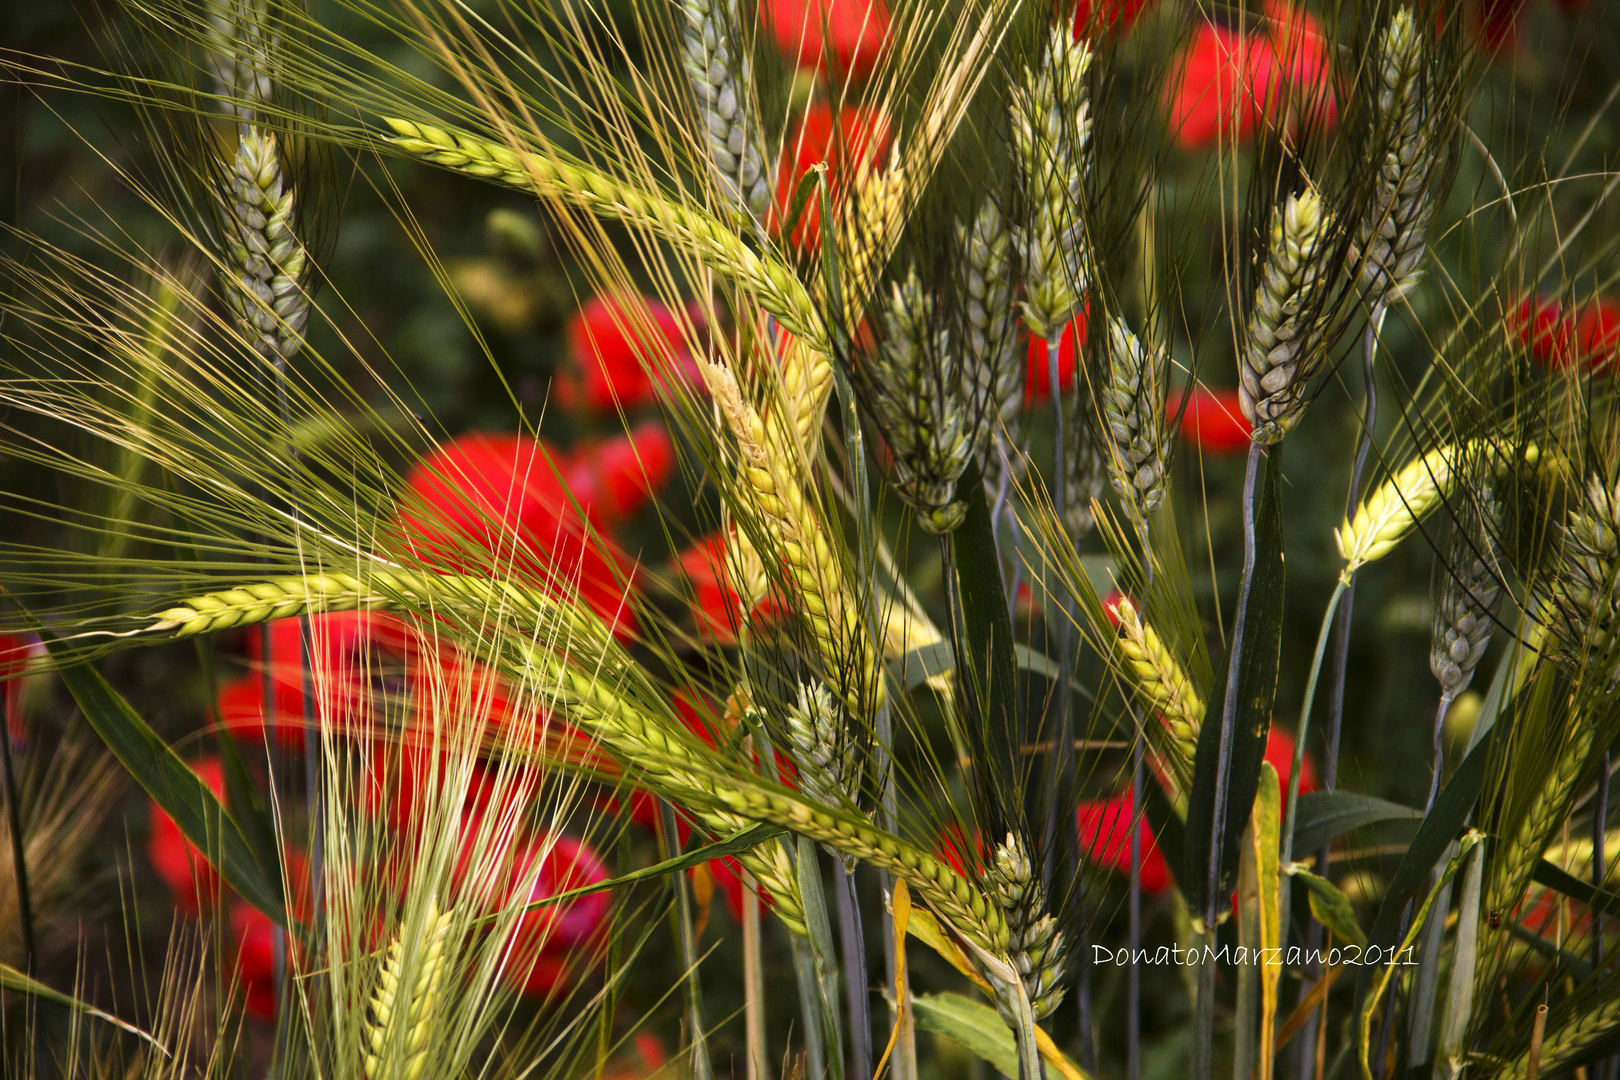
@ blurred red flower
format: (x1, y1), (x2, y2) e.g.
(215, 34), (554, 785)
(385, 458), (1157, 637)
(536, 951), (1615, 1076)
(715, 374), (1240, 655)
(1076, 794), (1173, 894)
(1024, 311), (1087, 404)
(1168, 386), (1252, 454)
(218, 612), (417, 750)
(1264, 726), (1318, 800)
(394, 432), (642, 637)
(0, 633), (40, 750)
(1165, 6), (1334, 152)
(561, 421), (677, 526)
(147, 757), (227, 913)
(1072, 0), (1156, 40)
(673, 530), (785, 643)
(762, 0), (889, 78)
(772, 104), (891, 252)
(231, 900), (279, 1020)
(1578, 300), (1620, 373)
(501, 832), (613, 1000)
(556, 296), (696, 414)
(1510, 294), (1576, 367)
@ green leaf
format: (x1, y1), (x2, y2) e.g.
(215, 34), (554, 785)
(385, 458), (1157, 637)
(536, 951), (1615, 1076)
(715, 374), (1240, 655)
(1352, 725), (1495, 1013)
(911, 992), (1021, 1079)
(949, 468), (1022, 830)
(1292, 791), (1424, 856)
(42, 637), (287, 924)
(1286, 868), (1368, 948)
(1186, 450), (1284, 918)
(888, 641), (1093, 703)
(0, 961), (166, 1055)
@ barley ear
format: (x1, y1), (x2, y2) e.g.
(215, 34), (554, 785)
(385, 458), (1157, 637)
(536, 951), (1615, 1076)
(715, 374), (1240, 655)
(1355, 7), (1438, 305)
(1102, 315), (1169, 517)
(364, 901), (453, 1080)
(1011, 28), (1092, 340)
(679, 0), (770, 219)
(1240, 188), (1328, 445)
(1335, 443), (1460, 576)
(1108, 596), (1203, 802)
(984, 833), (1068, 1022)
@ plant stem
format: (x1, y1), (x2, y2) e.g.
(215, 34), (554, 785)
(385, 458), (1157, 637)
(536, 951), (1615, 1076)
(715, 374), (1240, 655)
(1196, 440), (1263, 1080)
(661, 801), (715, 1080)
(793, 933), (832, 1080)
(743, 872), (766, 1080)
(835, 864), (873, 1080)
(1128, 736), (1143, 1080)
(1045, 335), (1074, 882)
(1426, 693), (1456, 813)
(0, 676), (35, 976)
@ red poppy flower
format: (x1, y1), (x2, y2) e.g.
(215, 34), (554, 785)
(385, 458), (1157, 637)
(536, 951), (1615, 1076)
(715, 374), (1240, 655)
(1578, 300), (1620, 373)
(231, 900), (279, 1019)
(1253, 1), (1338, 134)
(218, 612), (417, 750)
(1168, 386), (1252, 454)
(673, 531), (785, 643)
(0, 633), (40, 751)
(1023, 311), (1087, 404)
(1510, 294), (1576, 367)
(1165, 24), (1257, 150)
(1165, 8), (1334, 152)
(1076, 794), (1172, 894)
(561, 421), (677, 526)
(499, 833), (612, 1000)
(394, 433), (641, 638)
(1072, 0), (1155, 40)
(762, 0), (889, 78)
(1262, 726), (1319, 800)
(556, 296), (696, 414)
(147, 757), (227, 913)
(772, 104), (891, 252)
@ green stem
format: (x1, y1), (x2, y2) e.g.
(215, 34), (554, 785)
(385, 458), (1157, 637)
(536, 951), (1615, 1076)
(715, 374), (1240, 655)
(1276, 578), (1350, 947)
(661, 801), (715, 1080)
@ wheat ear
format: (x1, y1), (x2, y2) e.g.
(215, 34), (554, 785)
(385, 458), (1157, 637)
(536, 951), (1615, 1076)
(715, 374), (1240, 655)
(1542, 472), (1620, 671)
(1335, 443), (1461, 576)
(1430, 490), (1501, 697)
(383, 120), (827, 356)
(1102, 315), (1169, 517)
(984, 833), (1067, 1022)
(680, 0), (769, 220)
(868, 265), (986, 533)
(1240, 188), (1329, 445)
(1108, 596), (1203, 801)
(365, 900), (453, 1080)
(226, 128), (310, 364)
(1356, 8), (1438, 305)
(1497, 995), (1620, 1080)
(1011, 28), (1092, 340)
(704, 360), (885, 715)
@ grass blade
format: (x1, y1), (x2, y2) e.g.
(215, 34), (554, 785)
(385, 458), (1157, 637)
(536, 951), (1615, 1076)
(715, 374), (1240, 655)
(43, 637), (286, 923)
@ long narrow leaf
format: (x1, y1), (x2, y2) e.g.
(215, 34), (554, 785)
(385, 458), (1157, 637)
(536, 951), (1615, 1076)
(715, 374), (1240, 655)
(0, 960), (166, 1055)
(43, 638), (286, 923)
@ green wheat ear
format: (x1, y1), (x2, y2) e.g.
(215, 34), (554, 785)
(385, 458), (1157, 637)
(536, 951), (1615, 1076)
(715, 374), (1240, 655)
(365, 901), (453, 1080)
(1240, 188), (1328, 445)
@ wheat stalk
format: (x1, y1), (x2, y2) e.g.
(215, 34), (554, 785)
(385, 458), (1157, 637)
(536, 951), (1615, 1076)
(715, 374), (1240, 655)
(1430, 490), (1501, 697)
(1239, 188), (1329, 445)
(1108, 596), (1202, 801)
(1335, 443), (1461, 576)
(1011, 28), (1092, 340)
(383, 119), (828, 357)
(984, 833), (1067, 1022)
(364, 900), (453, 1080)
(867, 265), (986, 533)
(1102, 315), (1169, 518)
(679, 0), (769, 220)
(1356, 7), (1438, 305)
(703, 360), (884, 715)
(1487, 717), (1598, 926)
(1542, 471), (1620, 670)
